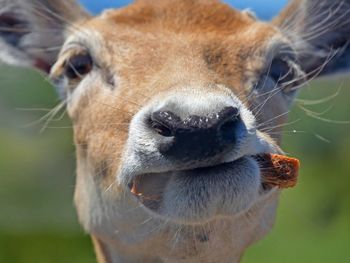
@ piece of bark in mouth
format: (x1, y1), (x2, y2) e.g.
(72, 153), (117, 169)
(256, 154), (300, 189)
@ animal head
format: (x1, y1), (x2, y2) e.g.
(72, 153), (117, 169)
(1, 0), (349, 262)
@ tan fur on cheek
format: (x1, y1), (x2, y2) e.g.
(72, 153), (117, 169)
(69, 81), (135, 191)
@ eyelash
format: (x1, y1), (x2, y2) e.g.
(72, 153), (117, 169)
(268, 57), (295, 85)
(64, 52), (93, 80)
(254, 57), (302, 94)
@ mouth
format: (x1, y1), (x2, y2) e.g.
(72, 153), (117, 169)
(127, 153), (299, 222)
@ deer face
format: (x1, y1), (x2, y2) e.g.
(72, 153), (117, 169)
(1, 0), (349, 262)
(53, 8), (289, 223)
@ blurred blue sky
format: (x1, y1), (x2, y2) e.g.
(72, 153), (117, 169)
(79, 0), (288, 20)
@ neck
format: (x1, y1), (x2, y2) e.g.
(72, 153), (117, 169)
(92, 232), (244, 263)
(87, 193), (279, 263)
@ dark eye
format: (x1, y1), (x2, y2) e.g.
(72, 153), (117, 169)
(0, 14), (29, 46)
(65, 53), (93, 80)
(268, 57), (294, 85)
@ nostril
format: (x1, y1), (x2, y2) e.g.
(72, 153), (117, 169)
(217, 107), (241, 143)
(149, 111), (181, 137)
(218, 107), (240, 124)
(151, 120), (174, 137)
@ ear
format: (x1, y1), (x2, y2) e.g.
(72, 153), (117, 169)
(0, 0), (90, 73)
(273, 0), (350, 78)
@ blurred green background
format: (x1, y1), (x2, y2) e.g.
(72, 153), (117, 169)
(0, 65), (349, 263)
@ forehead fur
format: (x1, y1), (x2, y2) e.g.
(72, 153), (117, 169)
(100, 0), (256, 34)
(72, 0), (279, 91)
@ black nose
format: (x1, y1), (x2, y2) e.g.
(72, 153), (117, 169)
(149, 107), (246, 161)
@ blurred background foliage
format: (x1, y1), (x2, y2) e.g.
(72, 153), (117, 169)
(1, 0), (350, 262)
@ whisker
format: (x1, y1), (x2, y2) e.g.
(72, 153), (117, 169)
(300, 106), (350, 124)
(257, 110), (291, 129)
(21, 101), (66, 131)
(266, 130), (306, 136)
(296, 86), (342, 106)
(261, 119), (301, 133)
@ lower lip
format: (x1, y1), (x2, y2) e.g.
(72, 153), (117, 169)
(129, 156), (253, 198)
